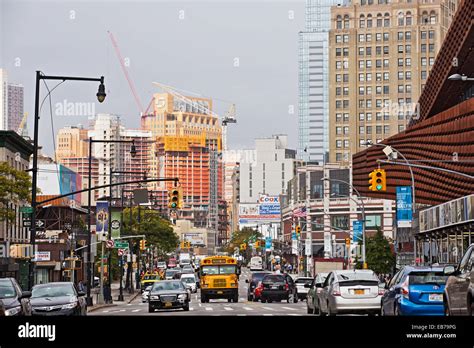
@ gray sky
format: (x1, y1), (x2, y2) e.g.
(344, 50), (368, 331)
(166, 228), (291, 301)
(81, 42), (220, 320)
(1, 0), (304, 156)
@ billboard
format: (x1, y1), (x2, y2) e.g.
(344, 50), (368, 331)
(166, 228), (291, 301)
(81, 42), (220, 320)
(184, 233), (205, 246)
(110, 211), (121, 239)
(352, 220), (363, 243)
(239, 195), (281, 224)
(420, 194), (473, 232)
(37, 164), (82, 204)
(96, 201), (109, 236)
(396, 186), (413, 228)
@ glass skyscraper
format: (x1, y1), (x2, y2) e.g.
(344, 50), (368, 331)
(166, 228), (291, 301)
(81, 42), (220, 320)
(298, 0), (347, 163)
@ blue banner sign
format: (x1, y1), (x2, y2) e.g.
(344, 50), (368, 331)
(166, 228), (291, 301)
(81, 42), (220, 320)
(396, 186), (413, 228)
(353, 220), (363, 243)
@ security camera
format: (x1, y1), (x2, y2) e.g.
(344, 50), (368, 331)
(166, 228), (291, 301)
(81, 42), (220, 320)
(382, 146), (394, 158)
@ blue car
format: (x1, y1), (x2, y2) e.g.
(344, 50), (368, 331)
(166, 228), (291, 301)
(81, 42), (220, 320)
(381, 266), (448, 316)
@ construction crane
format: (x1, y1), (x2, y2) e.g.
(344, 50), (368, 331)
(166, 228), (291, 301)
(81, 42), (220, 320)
(17, 112), (28, 136)
(152, 82), (236, 151)
(108, 30), (145, 115)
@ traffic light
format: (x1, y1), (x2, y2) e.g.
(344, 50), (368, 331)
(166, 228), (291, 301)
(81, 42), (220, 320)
(369, 169), (386, 192)
(240, 243), (247, 251)
(140, 239), (146, 251)
(296, 225), (301, 237)
(345, 238), (351, 247)
(168, 186), (183, 209)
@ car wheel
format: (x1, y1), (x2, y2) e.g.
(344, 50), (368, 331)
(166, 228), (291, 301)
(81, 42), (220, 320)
(317, 301), (325, 316)
(307, 304), (312, 314)
(228, 298), (232, 303)
(293, 293), (298, 303)
(253, 297), (258, 302)
(261, 297), (266, 303)
(395, 304), (402, 316)
(148, 306), (154, 313)
(183, 303), (190, 311)
(201, 295), (206, 303)
(233, 295), (239, 303)
(247, 295), (252, 301)
(268, 298), (273, 303)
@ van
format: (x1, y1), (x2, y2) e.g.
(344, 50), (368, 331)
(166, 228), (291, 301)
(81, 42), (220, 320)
(250, 256), (263, 271)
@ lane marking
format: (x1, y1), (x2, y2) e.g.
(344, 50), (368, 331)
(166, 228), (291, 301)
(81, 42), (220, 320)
(263, 313), (273, 316)
(198, 303), (202, 307)
(205, 307), (213, 311)
(237, 314), (247, 316)
(281, 306), (297, 311)
(101, 310), (110, 313)
(132, 309), (141, 313)
(287, 313), (302, 316)
(127, 304), (133, 306)
(243, 307), (254, 311)
(262, 306), (275, 311)
(224, 307), (234, 311)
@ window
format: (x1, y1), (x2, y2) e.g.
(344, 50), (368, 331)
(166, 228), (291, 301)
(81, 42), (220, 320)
(343, 87), (349, 95)
(336, 100), (342, 109)
(398, 84), (404, 93)
(406, 15), (412, 26)
(383, 46), (389, 55)
(398, 45), (404, 53)
(366, 112), (372, 121)
(421, 71), (427, 80)
(344, 15), (350, 29)
(406, 84), (412, 93)
(421, 44), (426, 53)
(359, 126), (365, 134)
(336, 153), (342, 162)
(336, 87), (341, 96)
(376, 46), (382, 55)
(376, 86), (382, 95)
(344, 140), (349, 148)
(377, 15), (382, 27)
(359, 47), (365, 56)
(367, 126), (372, 134)
(421, 57), (427, 66)
(343, 74), (349, 82)
(336, 35), (342, 43)
(383, 86), (389, 94)
(429, 44), (435, 53)
(343, 35), (349, 43)
(343, 48), (349, 57)
(383, 59), (389, 68)
(336, 74), (342, 82)
(384, 125), (390, 134)
(336, 126), (342, 135)
(376, 98), (382, 107)
(376, 59), (382, 68)
(421, 31), (427, 39)
(383, 33), (389, 41)
(336, 61), (342, 69)
(343, 126), (349, 134)
(366, 99), (372, 108)
(359, 73), (365, 82)
(367, 17), (373, 28)
(430, 11), (436, 24)
(405, 58), (411, 66)
(366, 73), (372, 81)
(366, 34), (372, 42)
(359, 17), (365, 28)
(358, 34), (365, 42)
(429, 57), (435, 66)
(359, 87), (365, 95)
(331, 215), (349, 230)
(343, 100), (349, 108)
(336, 140), (342, 148)
(405, 44), (411, 53)
(359, 113), (365, 121)
(405, 71), (411, 80)
(429, 30), (434, 39)
(398, 32), (403, 41)
(359, 99), (365, 108)
(336, 113), (342, 122)
(398, 12), (404, 26)
(398, 125), (405, 133)
(383, 72), (389, 80)
(366, 86), (372, 95)
(384, 17), (390, 27)
(336, 16), (342, 29)
(405, 31), (411, 40)
(398, 58), (403, 67)
(336, 48), (342, 56)
(366, 47), (372, 56)
(376, 33), (382, 42)
(376, 125), (382, 134)
(359, 60), (364, 69)
(376, 112), (382, 121)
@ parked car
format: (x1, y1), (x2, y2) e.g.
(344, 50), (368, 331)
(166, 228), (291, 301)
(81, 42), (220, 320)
(180, 274), (198, 293)
(148, 280), (190, 312)
(142, 286), (152, 303)
(295, 277), (313, 301)
(319, 270), (383, 316)
(306, 272), (328, 315)
(381, 266), (448, 316)
(30, 282), (87, 316)
(245, 271), (271, 301)
(260, 274), (298, 303)
(443, 244), (474, 316)
(0, 278), (32, 316)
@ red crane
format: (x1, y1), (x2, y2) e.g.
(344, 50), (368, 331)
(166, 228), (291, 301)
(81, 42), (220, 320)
(108, 30), (145, 115)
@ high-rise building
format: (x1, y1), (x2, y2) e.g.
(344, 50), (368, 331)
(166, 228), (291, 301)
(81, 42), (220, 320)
(7, 84), (23, 133)
(239, 135), (299, 203)
(56, 126), (89, 161)
(328, 0), (458, 163)
(0, 69), (8, 131)
(142, 93), (224, 235)
(298, 0), (349, 164)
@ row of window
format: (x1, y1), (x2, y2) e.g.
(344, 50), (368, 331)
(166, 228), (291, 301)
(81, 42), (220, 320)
(358, 46), (390, 56)
(335, 57), (434, 71)
(357, 98), (413, 109)
(336, 11), (437, 30)
(336, 31), (435, 45)
(335, 112), (411, 123)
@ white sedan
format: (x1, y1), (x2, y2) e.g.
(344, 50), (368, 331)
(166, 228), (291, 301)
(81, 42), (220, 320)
(180, 274), (198, 293)
(142, 286), (152, 302)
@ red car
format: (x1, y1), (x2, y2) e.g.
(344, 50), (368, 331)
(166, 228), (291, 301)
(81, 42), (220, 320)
(168, 258), (177, 268)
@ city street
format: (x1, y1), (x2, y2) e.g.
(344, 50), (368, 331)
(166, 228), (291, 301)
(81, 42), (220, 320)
(90, 269), (309, 316)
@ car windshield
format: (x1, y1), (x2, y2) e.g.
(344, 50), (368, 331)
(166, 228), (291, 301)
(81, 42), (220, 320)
(408, 272), (448, 285)
(165, 270), (178, 276)
(152, 281), (184, 291)
(181, 277), (195, 283)
(251, 273), (269, 281)
(32, 284), (75, 298)
(201, 265), (236, 275)
(145, 286), (152, 291)
(0, 279), (16, 298)
(295, 278), (312, 284)
(263, 275), (285, 283)
(337, 272), (377, 281)
(144, 275), (159, 280)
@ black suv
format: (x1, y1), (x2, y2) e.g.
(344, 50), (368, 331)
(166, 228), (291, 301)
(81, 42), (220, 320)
(0, 278), (32, 316)
(245, 271), (270, 301)
(443, 243), (474, 315)
(260, 274), (298, 303)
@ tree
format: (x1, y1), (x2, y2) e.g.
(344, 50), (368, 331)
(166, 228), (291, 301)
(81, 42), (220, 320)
(356, 228), (395, 274)
(0, 162), (32, 222)
(223, 227), (262, 260)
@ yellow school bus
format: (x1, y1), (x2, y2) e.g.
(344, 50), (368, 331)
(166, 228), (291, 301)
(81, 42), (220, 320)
(199, 255), (240, 303)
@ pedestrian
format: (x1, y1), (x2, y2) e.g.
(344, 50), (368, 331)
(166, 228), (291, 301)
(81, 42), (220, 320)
(78, 280), (85, 293)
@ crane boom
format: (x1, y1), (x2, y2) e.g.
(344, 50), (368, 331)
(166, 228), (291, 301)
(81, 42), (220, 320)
(108, 31), (145, 114)
(17, 112), (28, 136)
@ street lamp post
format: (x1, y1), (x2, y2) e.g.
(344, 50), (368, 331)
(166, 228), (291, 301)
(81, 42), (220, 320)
(322, 177), (367, 268)
(30, 71), (106, 292)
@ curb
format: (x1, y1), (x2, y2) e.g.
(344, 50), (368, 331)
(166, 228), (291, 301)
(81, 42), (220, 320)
(127, 291), (141, 304)
(87, 304), (117, 313)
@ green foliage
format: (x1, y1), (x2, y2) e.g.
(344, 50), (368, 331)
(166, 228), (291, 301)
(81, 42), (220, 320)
(0, 162), (32, 222)
(223, 227), (262, 259)
(122, 207), (179, 256)
(356, 229), (395, 274)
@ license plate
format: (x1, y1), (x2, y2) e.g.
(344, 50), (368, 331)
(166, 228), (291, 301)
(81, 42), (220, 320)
(429, 294), (442, 302)
(272, 286), (278, 289)
(217, 291), (223, 294)
(164, 302), (172, 307)
(354, 289), (365, 295)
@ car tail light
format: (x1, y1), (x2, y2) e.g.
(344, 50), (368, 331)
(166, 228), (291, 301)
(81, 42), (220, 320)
(332, 283), (341, 296)
(378, 288), (385, 295)
(257, 281), (263, 290)
(285, 283), (289, 291)
(401, 277), (409, 299)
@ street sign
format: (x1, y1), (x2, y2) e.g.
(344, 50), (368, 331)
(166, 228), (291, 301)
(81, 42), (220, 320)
(64, 222), (72, 230)
(353, 220), (363, 243)
(105, 240), (114, 249)
(114, 241), (129, 249)
(305, 239), (312, 256)
(23, 220), (31, 228)
(118, 249), (125, 256)
(20, 206), (33, 214)
(396, 186), (413, 228)
(35, 220), (45, 229)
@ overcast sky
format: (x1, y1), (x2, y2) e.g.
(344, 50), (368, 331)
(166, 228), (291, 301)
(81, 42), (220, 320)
(1, 0), (304, 156)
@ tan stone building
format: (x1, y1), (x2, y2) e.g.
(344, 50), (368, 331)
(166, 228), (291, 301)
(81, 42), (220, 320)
(328, 0), (458, 163)
(55, 126), (89, 161)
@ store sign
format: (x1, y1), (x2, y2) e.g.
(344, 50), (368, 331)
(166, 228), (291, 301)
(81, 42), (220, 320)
(34, 252), (51, 261)
(396, 186), (413, 228)
(96, 201), (109, 236)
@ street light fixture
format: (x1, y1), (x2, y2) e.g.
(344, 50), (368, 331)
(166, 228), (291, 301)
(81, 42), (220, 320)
(29, 71), (106, 291)
(447, 73), (474, 82)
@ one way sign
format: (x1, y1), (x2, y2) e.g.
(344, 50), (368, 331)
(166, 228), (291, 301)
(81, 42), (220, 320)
(35, 220), (45, 229)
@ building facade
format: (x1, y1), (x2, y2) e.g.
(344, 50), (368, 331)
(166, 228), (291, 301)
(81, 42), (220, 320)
(7, 84), (23, 133)
(298, 0), (348, 163)
(328, 0), (457, 163)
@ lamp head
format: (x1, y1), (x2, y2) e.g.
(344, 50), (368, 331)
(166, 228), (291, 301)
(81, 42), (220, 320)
(96, 77), (106, 103)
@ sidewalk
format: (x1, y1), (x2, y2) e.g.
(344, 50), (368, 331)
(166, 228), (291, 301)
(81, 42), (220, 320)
(87, 281), (141, 313)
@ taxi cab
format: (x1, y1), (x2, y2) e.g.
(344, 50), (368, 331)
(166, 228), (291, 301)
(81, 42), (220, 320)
(140, 272), (161, 292)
